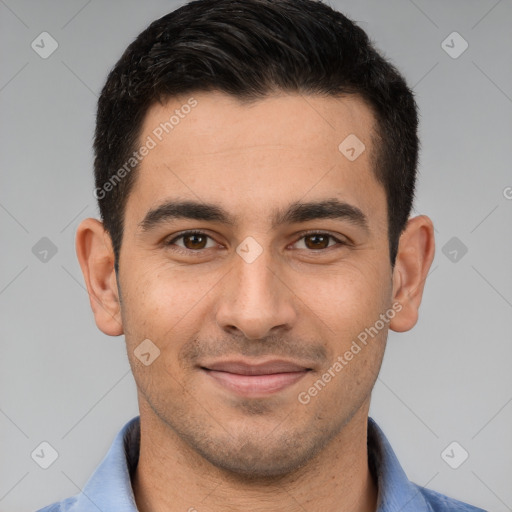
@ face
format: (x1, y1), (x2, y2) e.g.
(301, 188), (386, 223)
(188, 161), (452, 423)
(117, 91), (394, 476)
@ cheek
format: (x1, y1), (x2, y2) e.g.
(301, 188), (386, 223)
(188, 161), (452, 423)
(118, 265), (202, 397)
(119, 259), (217, 354)
(299, 259), (391, 342)
(299, 269), (389, 415)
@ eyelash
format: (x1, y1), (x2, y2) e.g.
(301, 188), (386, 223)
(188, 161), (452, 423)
(165, 230), (348, 255)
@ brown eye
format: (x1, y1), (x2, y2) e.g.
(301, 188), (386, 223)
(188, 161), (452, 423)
(166, 231), (216, 252)
(303, 234), (331, 250)
(294, 232), (343, 251)
(182, 233), (208, 250)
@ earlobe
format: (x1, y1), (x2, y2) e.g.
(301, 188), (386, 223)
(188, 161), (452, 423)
(75, 218), (124, 336)
(389, 215), (435, 333)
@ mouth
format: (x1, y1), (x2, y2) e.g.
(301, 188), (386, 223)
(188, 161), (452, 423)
(200, 359), (312, 397)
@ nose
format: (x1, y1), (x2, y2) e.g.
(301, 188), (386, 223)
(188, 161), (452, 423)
(214, 247), (298, 340)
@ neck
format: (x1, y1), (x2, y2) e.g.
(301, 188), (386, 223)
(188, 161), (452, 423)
(132, 399), (378, 512)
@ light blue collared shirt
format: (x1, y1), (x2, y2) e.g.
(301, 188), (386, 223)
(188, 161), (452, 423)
(35, 416), (486, 511)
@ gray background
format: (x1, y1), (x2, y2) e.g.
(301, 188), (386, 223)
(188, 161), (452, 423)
(1, 0), (511, 511)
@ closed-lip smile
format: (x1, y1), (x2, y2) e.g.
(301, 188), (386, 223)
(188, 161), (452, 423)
(200, 359), (312, 396)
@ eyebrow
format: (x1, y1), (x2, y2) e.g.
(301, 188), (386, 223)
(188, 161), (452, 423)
(138, 198), (369, 233)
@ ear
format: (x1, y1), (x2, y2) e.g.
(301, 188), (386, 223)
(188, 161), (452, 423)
(389, 215), (435, 333)
(75, 218), (124, 336)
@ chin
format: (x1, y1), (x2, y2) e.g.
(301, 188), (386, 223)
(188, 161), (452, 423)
(182, 427), (332, 481)
(200, 446), (311, 479)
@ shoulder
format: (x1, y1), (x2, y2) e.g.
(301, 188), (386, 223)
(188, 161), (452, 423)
(414, 484), (488, 512)
(34, 496), (78, 512)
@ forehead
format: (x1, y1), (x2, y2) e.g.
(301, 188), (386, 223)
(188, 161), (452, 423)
(127, 91), (385, 228)
(142, 91), (376, 162)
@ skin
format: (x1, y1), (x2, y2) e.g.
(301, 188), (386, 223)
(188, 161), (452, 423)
(76, 91), (435, 512)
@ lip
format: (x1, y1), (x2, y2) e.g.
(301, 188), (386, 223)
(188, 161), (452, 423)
(200, 359), (312, 397)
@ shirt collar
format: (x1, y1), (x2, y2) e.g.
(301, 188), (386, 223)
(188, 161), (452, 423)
(70, 415), (431, 512)
(367, 417), (432, 511)
(69, 416), (140, 511)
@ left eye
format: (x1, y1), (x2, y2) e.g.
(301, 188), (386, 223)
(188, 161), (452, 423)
(293, 233), (342, 250)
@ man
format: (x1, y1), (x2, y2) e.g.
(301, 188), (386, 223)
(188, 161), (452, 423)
(36, 0), (486, 510)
